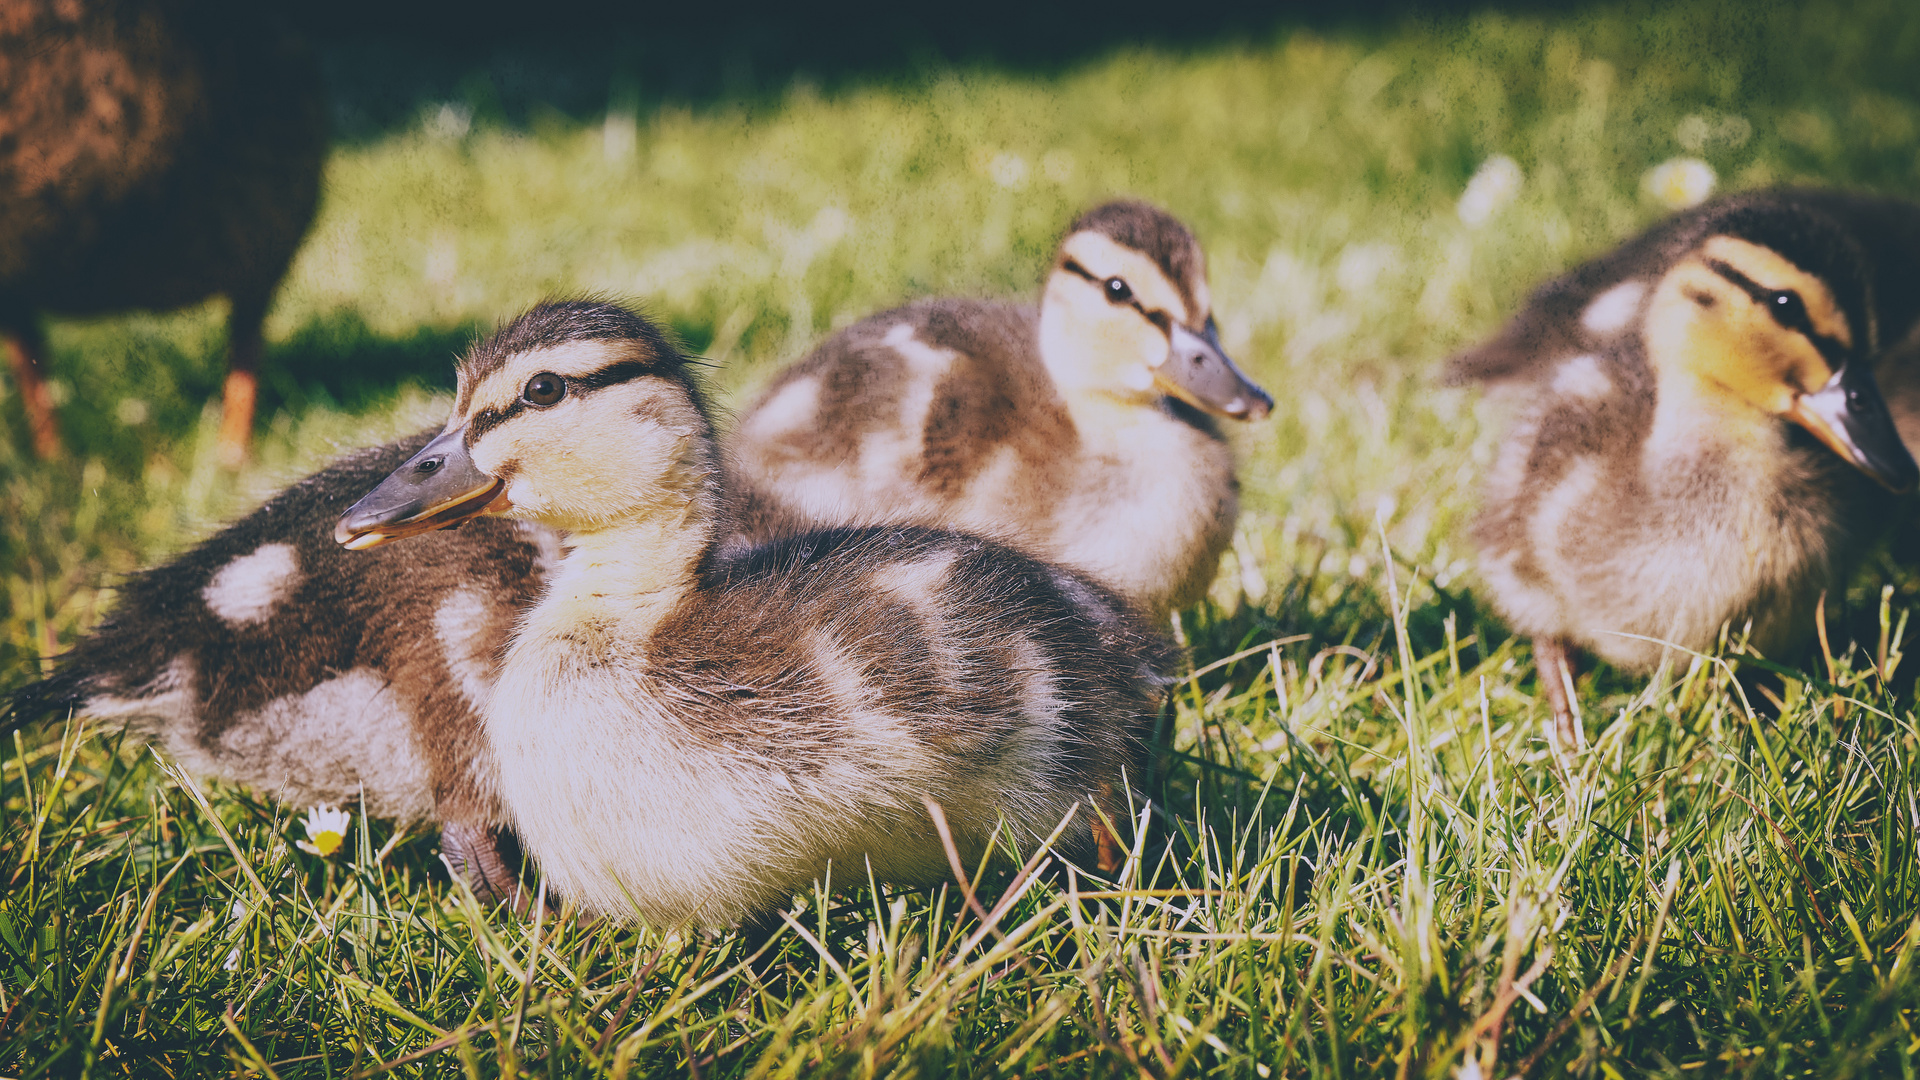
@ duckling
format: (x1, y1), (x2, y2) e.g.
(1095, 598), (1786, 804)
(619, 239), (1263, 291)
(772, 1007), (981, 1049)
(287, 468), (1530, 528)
(5, 433), (552, 897)
(335, 300), (1172, 927)
(1450, 189), (1920, 737)
(0, 0), (325, 464)
(728, 199), (1273, 620)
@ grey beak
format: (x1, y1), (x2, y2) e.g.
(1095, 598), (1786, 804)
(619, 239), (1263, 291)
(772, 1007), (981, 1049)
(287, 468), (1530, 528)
(1787, 363), (1919, 494)
(1154, 319), (1274, 421)
(334, 427), (506, 549)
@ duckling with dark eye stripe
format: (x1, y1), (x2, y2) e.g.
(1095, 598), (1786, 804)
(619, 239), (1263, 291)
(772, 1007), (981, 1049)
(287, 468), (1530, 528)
(1450, 189), (1920, 739)
(728, 199), (1272, 620)
(336, 300), (1171, 926)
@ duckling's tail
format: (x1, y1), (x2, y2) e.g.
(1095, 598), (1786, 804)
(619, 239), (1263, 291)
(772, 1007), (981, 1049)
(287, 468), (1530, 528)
(3, 669), (87, 738)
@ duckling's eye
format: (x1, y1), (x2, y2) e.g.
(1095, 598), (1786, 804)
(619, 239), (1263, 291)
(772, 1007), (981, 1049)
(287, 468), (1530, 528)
(1769, 290), (1812, 334)
(1104, 277), (1133, 305)
(522, 372), (566, 407)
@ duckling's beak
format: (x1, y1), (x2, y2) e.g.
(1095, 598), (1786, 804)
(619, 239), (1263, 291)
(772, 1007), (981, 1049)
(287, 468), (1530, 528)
(334, 427), (510, 550)
(1154, 319), (1273, 421)
(1786, 363), (1919, 493)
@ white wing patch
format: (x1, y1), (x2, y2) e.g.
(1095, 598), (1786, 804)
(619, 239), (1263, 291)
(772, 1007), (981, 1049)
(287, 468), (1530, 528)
(516, 520), (564, 580)
(869, 553), (963, 688)
(1551, 354), (1613, 400)
(868, 552), (958, 620)
(202, 543), (302, 626)
(741, 376), (820, 441)
(436, 587), (499, 711)
(208, 668), (433, 821)
(1580, 281), (1646, 335)
(82, 656), (198, 727)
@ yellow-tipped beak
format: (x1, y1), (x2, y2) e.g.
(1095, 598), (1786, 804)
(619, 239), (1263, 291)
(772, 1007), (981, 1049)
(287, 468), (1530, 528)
(335, 427), (511, 549)
(1153, 320), (1274, 421)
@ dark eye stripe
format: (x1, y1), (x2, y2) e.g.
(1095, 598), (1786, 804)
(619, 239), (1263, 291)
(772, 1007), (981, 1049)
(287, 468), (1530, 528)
(464, 359), (658, 442)
(571, 359), (657, 391)
(1062, 258), (1175, 337)
(1703, 258), (1849, 364)
(467, 400), (526, 443)
(1705, 258), (1779, 312)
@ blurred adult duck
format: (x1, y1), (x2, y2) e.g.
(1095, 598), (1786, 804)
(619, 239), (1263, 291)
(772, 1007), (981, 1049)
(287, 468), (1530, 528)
(0, 0), (324, 464)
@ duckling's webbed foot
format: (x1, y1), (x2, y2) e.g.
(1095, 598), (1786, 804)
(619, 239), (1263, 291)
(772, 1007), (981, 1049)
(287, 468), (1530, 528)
(441, 821), (531, 911)
(1533, 636), (1581, 747)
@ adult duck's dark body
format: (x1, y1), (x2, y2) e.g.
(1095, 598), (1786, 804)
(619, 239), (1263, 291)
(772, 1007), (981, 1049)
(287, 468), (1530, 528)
(1450, 189), (1920, 737)
(0, 0), (325, 464)
(332, 301), (1170, 926)
(5, 202), (1264, 896)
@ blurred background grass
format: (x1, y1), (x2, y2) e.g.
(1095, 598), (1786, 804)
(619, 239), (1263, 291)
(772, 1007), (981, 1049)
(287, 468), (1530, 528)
(6, 0), (1920, 1072)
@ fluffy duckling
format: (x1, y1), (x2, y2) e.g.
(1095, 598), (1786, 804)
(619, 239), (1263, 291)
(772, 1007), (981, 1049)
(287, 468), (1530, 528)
(728, 199), (1273, 620)
(1451, 189), (1920, 736)
(0, 0), (325, 464)
(335, 301), (1172, 927)
(5, 435), (551, 894)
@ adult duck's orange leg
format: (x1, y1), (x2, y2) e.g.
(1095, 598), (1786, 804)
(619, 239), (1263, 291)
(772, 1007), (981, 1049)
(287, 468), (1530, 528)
(216, 296), (268, 469)
(5, 321), (61, 459)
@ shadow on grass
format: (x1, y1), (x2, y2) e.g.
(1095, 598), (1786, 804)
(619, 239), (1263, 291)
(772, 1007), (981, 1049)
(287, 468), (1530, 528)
(19, 305), (758, 467)
(8, 313), (487, 478)
(300, 0), (1577, 143)
(263, 309), (727, 420)
(262, 312), (477, 416)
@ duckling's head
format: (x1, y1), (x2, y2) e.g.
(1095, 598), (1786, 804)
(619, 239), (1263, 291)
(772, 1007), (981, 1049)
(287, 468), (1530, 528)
(1644, 197), (1918, 491)
(1039, 200), (1272, 421)
(336, 301), (715, 548)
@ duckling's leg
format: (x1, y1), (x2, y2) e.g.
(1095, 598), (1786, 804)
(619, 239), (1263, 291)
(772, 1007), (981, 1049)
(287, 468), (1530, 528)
(4, 318), (61, 459)
(1533, 636), (1581, 746)
(1090, 792), (1128, 875)
(216, 295), (269, 470)
(735, 909), (792, 989)
(441, 821), (530, 912)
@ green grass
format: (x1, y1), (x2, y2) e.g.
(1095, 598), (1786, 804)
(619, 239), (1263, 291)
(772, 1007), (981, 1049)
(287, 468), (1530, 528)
(6, 0), (1920, 1073)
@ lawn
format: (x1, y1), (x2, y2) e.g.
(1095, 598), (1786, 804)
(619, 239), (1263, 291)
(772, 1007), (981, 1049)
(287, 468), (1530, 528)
(5, 0), (1920, 1073)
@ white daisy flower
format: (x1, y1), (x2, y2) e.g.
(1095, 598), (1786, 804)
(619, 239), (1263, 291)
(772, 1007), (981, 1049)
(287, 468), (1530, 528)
(223, 947), (241, 972)
(1643, 157), (1716, 210)
(296, 805), (352, 858)
(1457, 155), (1523, 226)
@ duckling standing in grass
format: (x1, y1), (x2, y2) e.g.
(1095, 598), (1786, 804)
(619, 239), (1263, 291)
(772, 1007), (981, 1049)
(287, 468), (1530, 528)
(335, 301), (1171, 926)
(729, 199), (1273, 620)
(0, 0), (326, 465)
(1451, 189), (1920, 739)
